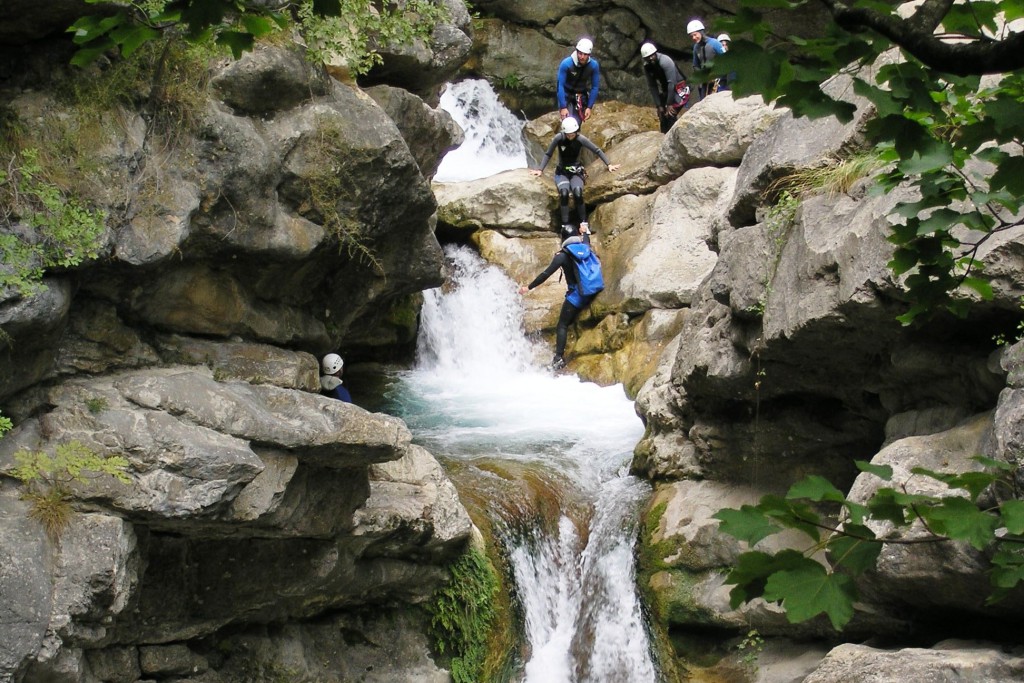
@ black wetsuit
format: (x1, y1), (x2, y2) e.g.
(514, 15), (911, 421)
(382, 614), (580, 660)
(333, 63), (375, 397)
(537, 133), (612, 224)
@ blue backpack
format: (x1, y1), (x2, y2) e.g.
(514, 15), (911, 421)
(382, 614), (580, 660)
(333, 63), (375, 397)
(563, 241), (604, 307)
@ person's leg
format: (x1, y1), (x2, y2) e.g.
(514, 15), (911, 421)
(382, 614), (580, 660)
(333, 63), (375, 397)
(554, 298), (581, 361)
(566, 97), (580, 125)
(570, 174), (587, 224)
(555, 173), (571, 224)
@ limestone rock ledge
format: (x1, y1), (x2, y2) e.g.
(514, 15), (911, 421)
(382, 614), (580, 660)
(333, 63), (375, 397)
(0, 366), (472, 681)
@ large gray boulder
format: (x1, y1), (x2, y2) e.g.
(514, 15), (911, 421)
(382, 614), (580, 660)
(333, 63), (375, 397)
(0, 365), (471, 676)
(804, 641), (1024, 682)
(364, 0), (474, 99)
(650, 93), (784, 183)
(366, 84), (465, 179)
(434, 169), (557, 235)
(607, 166), (733, 311)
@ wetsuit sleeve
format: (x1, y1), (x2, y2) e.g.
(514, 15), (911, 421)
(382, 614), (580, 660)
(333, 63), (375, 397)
(588, 59), (600, 107)
(644, 65), (660, 107)
(333, 385), (352, 403)
(556, 58), (571, 108)
(578, 135), (612, 167)
(537, 135), (560, 172)
(528, 253), (567, 289)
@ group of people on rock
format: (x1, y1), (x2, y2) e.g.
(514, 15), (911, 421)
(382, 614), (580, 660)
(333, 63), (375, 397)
(645, 18), (732, 132)
(521, 21), (732, 368)
(321, 21), (735, 388)
(521, 37), (622, 369)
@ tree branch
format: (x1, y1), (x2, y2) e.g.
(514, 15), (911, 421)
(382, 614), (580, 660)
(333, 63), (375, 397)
(908, 0), (956, 34)
(818, 0), (1024, 75)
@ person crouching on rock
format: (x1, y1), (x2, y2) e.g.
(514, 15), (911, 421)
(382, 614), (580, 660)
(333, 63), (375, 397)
(530, 117), (620, 236)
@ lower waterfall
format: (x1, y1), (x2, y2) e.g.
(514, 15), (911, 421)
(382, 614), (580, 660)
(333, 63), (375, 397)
(389, 245), (656, 682)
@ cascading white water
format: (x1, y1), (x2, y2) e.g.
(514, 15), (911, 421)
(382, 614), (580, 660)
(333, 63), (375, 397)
(395, 245), (655, 682)
(391, 79), (657, 681)
(434, 79), (528, 182)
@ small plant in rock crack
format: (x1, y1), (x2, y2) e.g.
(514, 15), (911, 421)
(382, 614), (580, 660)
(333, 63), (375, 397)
(9, 441), (130, 539)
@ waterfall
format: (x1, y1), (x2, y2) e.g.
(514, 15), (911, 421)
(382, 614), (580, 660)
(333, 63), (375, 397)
(388, 79), (656, 681)
(395, 245), (655, 682)
(434, 79), (528, 182)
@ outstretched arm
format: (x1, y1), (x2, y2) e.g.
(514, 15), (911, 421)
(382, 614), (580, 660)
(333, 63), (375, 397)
(531, 135), (561, 176)
(520, 253), (566, 292)
(578, 135), (619, 172)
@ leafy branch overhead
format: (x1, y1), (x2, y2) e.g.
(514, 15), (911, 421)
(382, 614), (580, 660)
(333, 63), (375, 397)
(714, 458), (1024, 630)
(69, 0), (448, 72)
(715, 0), (1024, 323)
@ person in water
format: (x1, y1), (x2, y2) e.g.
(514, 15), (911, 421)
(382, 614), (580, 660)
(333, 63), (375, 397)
(530, 117), (620, 234)
(519, 226), (600, 370)
(320, 353), (352, 403)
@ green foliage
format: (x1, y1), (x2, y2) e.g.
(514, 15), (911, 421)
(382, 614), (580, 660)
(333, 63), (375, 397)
(0, 149), (107, 297)
(424, 547), (499, 683)
(770, 152), (886, 200)
(299, 0), (448, 75)
(993, 296), (1024, 346)
(69, 0), (449, 74)
(717, 3), (1024, 324)
(736, 628), (764, 669)
(748, 189), (800, 316)
(9, 440), (131, 539)
(85, 396), (109, 414)
(498, 72), (525, 91)
(0, 411), (12, 437)
(305, 122), (384, 273)
(713, 457), (1024, 630)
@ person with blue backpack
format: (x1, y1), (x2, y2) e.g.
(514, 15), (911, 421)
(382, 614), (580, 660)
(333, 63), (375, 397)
(518, 226), (605, 370)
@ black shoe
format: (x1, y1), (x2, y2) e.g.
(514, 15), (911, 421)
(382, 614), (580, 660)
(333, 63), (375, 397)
(551, 355), (566, 370)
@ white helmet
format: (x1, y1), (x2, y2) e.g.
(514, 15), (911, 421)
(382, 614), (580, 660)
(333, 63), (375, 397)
(640, 42), (657, 59)
(686, 19), (705, 33)
(718, 33), (731, 43)
(575, 38), (593, 54)
(561, 117), (580, 134)
(321, 353), (344, 374)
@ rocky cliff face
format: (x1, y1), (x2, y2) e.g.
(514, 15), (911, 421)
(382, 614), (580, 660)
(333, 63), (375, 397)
(0, 5), (476, 682)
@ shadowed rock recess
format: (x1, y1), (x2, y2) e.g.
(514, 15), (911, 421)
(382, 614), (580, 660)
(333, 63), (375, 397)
(4, 2), (1024, 682)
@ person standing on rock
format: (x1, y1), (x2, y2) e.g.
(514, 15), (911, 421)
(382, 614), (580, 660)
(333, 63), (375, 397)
(519, 227), (603, 370)
(688, 18), (725, 100)
(320, 353), (352, 403)
(640, 41), (690, 133)
(556, 37), (601, 125)
(530, 117), (620, 235)
(716, 34), (735, 91)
